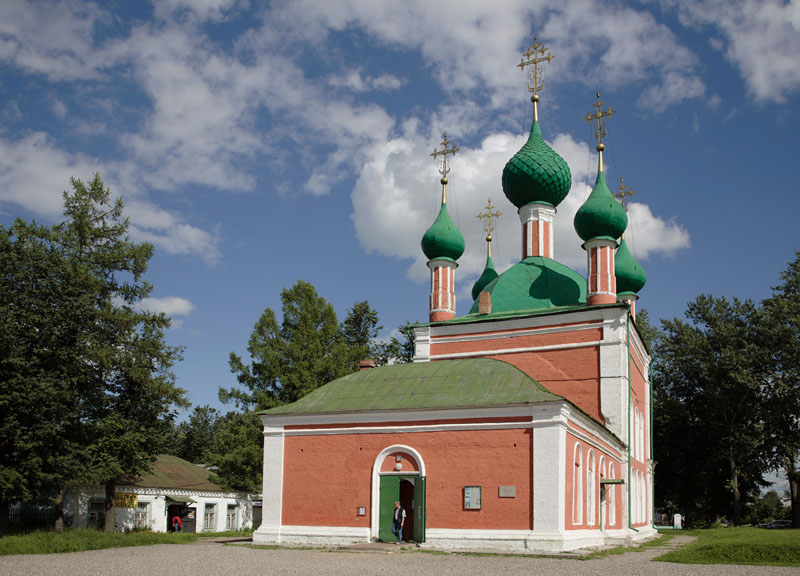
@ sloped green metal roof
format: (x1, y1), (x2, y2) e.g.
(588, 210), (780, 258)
(132, 454), (221, 491)
(261, 358), (561, 416)
(467, 256), (586, 315)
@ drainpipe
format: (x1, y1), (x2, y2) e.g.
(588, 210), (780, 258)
(627, 305), (639, 533)
(650, 329), (655, 530)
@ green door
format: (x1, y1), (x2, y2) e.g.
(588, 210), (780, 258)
(378, 476), (399, 542)
(413, 476), (426, 543)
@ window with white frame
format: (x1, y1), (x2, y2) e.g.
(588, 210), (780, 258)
(135, 502), (149, 529)
(204, 503), (216, 531)
(226, 504), (237, 530)
(572, 444), (583, 525)
(599, 457), (607, 528)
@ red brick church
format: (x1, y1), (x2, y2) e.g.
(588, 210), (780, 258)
(253, 39), (654, 552)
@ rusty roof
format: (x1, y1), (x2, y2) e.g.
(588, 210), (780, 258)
(132, 454), (222, 491)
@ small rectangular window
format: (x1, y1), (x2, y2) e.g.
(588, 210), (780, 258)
(135, 502), (149, 529)
(204, 503), (216, 531)
(226, 505), (237, 530)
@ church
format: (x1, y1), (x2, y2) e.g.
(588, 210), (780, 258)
(253, 39), (655, 552)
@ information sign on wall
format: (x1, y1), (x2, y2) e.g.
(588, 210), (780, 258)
(115, 493), (138, 508)
(464, 486), (482, 509)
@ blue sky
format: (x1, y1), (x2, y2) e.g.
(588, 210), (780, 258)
(1, 0), (799, 418)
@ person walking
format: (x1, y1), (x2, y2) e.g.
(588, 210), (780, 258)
(391, 501), (405, 544)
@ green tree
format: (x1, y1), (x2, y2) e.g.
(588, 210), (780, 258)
(0, 174), (186, 533)
(0, 220), (93, 533)
(224, 280), (374, 410)
(208, 411), (263, 493)
(653, 295), (767, 525)
(761, 251), (800, 528)
(174, 405), (220, 465)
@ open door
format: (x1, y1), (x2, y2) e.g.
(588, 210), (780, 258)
(413, 476), (426, 543)
(378, 476), (399, 542)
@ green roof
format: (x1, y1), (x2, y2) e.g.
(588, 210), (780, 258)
(615, 237), (646, 295)
(573, 171), (628, 242)
(502, 120), (572, 209)
(132, 455), (222, 491)
(421, 202), (465, 261)
(261, 358), (561, 416)
(467, 256), (586, 315)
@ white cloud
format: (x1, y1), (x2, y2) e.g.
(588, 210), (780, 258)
(138, 296), (197, 317)
(0, 134), (222, 263)
(351, 126), (691, 292)
(328, 70), (404, 93)
(0, 0), (112, 81)
(152, 0), (240, 23)
(664, 0), (800, 103)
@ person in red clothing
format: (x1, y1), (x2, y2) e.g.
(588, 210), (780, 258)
(172, 515), (182, 532)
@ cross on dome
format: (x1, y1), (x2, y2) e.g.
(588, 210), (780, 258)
(476, 199), (502, 257)
(518, 36), (553, 121)
(584, 92), (615, 172)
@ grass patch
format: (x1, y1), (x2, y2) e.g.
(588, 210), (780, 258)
(0, 529), (198, 556)
(654, 527), (800, 566)
(196, 529), (254, 539)
(581, 531), (678, 560)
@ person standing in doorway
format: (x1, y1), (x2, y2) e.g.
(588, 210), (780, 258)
(392, 501), (405, 544)
(172, 515), (182, 533)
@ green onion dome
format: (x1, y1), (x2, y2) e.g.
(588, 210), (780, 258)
(574, 171), (628, 242)
(502, 121), (572, 209)
(615, 237), (647, 295)
(467, 257), (586, 314)
(471, 255), (499, 300)
(421, 202), (465, 261)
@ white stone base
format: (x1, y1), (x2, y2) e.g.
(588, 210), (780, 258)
(253, 524), (660, 552)
(253, 524), (370, 547)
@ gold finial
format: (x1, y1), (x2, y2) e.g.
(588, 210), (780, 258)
(615, 178), (636, 239)
(614, 177), (636, 207)
(431, 132), (459, 204)
(518, 36), (553, 122)
(583, 91), (615, 173)
(476, 198), (501, 258)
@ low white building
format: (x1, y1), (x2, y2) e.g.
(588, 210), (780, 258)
(65, 454), (254, 533)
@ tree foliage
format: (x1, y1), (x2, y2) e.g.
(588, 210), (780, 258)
(0, 175), (186, 533)
(653, 295), (767, 525)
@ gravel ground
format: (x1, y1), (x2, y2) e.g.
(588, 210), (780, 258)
(2, 536), (799, 576)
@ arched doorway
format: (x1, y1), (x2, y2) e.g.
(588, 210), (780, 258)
(371, 445), (426, 543)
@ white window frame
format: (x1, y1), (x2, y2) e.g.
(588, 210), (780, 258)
(226, 504), (237, 531)
(204, 503), (217, 531)
(572, 443), (583, 525)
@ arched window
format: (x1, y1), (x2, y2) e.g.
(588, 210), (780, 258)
(572, 443), (583, 525)
(609, 463), (616, 526)
(639, 415), (645, 462)
(587, 450), (596, 525)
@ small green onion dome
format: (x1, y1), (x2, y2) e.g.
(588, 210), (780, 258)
(421, 202), (465, 261)
(502, 120), (572, 209)
(615, 237), (647, 295)
(471, 255), (499, 300)
(574, 171), (628, 242)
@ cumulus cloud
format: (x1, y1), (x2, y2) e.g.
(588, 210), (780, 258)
(663, 0), (800, 103)
(138, 296), (197, 317)
(351, 126), (691, 292)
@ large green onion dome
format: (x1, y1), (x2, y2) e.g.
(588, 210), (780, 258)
(615, 237), (647, 295)
(574, 171), (628, 242)
(421, 202), (465, 261)
(468, 257), (586, 314)
(471, 255), (499, 300)
(502, 121), (572, 209)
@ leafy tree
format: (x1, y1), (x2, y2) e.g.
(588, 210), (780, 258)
(224, 281), (386, 410)
(653, 295), (767, 525)
(760, 251), (800, 528)
(208, 411), (263, 493)
(173, 406), (220, 465)
(0, 220), (94, 533)
(0, 174), (186, 533)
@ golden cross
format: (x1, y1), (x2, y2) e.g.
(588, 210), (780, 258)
(431, 132), (459, 179)
(518, 36), (553, 96)
(614, 177), (637, 207)
(477, 199), (502, 239)
(477, 199), (501, 257)
(583, 92), (615, 149)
